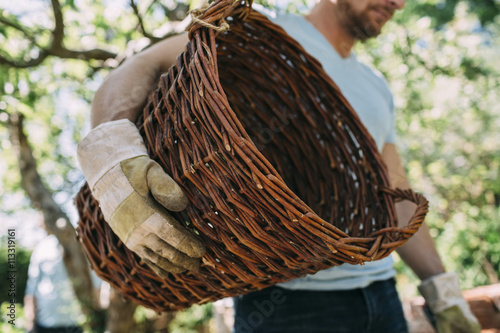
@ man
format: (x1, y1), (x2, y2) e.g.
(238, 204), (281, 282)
(77, 0), (480, 332)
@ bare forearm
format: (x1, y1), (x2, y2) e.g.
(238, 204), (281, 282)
(91, 33), (188, 128)
(24, 296), (36, 331)
(382, 143), (446, 280)
(395, 202), (445, 280)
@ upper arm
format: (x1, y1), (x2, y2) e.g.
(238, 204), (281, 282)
(90, 33), (189, 127)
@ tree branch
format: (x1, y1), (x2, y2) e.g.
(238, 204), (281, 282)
(0, 14), (50, 68)
(130, 0), (162, 43)
(0, 50), (50, 68)
(7, 113), (101, 319)
(0, 16), (42, 47)
(52, 47), (118, 61)
(50, 0), (64, 48)
(0, 0), (118, 68)
(0, 0), (188, 69)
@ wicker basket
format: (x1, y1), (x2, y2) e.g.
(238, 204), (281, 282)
(75, 0), (428, 311)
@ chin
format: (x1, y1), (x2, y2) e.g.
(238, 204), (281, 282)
(355, 27), (382, 41)
(362, 21), (384, 39)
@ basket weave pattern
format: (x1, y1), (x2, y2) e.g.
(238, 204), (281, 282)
(76, 0), (428, 311)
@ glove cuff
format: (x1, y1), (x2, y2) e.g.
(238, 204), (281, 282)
(418, 272), (466, 313)
(77, 119), (148, 190)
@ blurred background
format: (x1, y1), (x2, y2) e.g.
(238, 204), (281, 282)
(0, 0), (499, 332)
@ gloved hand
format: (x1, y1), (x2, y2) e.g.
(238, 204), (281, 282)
(418, 272), (481, 333)
(77, 119), (205, 277)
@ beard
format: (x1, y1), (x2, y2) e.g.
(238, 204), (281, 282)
(337, 0), (391, 41)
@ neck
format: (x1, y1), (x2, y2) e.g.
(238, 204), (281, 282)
(305, 0), (357, 58)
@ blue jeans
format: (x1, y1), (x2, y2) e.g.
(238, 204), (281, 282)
(34, 323), (83, 333)
(233, 278), (408, 333)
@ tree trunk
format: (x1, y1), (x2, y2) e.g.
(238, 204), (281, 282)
(106, 287), (137, 333)
(7, 113), (103, 328)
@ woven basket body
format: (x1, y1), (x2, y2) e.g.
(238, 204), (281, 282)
(76, 0), (428, 311)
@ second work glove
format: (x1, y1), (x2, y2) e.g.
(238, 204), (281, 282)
(418, 272), (481, 333)
(77, 119), (205, 277)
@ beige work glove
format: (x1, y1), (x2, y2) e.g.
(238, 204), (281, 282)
(77, 119), (205, 277)
(418, 272), (481, 333)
